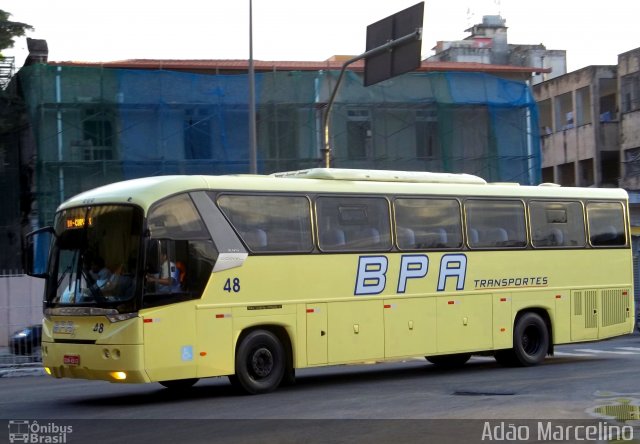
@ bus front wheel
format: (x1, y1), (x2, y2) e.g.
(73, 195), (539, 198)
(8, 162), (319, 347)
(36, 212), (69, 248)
(233, 329), (285, 395)
(495, 312), (549, 367)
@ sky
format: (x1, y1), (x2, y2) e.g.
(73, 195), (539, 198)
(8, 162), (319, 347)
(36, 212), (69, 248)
(3, 0), (639, 73)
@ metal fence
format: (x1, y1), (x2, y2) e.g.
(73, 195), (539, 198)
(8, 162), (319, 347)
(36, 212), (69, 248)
(0, 272), (44, 366)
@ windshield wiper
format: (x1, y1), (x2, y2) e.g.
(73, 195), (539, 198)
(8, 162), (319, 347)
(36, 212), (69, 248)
(56, 265), (72, 289)
(57, 249), (78, 292)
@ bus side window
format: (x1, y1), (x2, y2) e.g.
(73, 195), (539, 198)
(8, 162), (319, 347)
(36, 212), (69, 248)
(217, 194), (313, 253)
(394, 198), (462, 250)
(587, 202), (626, 246)
(145, 193), (215, 306)
(317, 196), (391, 252)
(529, 201), (585, 248)
(465, 199), (526, 249)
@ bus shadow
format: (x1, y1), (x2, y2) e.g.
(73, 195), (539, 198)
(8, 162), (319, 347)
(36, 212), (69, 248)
(67, 354), (605, 407)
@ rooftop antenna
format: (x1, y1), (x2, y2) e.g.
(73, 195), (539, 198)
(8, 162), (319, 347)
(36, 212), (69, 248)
(466, 7), (474, 28)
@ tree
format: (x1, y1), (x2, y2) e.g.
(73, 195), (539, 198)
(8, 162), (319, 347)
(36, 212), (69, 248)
(0, 9), (33, 57)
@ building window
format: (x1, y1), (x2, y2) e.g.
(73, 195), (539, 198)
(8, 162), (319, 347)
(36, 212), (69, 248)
(599, 78), (617, 121)
(558, 162), (575, 186)
(346, 109), (371, 160)
(624, 147), (640, 177)
(538, 99), (552, 135)
(415, 109), (439, 159)
(75, 109), (114, 160)
(554, 92), (573, 131)
(621, 73), (640, 114)
(258, 105), (300, 171)
(575, 87), (592, 126)
(185, 109), (212, 160)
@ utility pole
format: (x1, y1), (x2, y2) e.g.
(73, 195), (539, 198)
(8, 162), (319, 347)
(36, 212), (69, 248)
(248, 0), (258, 174)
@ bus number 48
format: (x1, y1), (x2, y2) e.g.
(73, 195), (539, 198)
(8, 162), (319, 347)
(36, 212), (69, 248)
(224, 278), (241, 293)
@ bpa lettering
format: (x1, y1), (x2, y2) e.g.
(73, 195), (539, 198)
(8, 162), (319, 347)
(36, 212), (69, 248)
(354, 254), (467, 295)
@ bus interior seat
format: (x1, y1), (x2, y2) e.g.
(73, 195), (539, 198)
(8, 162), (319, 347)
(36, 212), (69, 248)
(321, 227), (346, 248)
(484, 227), (508, 245)
(397, 227), (416, 249)
(594, 225), (620, 244)
(348, 227), (380, 246)
(549, 227), (564, 246)
(468, 228), (479, 245)
(243, 228), (268, 249)
(422, 228), (448, 248)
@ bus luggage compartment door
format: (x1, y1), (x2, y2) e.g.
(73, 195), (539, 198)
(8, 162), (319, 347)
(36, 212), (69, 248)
(436, 294), (492, 353)
(328, 300), (384, 364)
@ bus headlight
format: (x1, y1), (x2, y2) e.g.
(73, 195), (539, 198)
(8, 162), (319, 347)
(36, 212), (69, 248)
(110, 371), (127, 380)
(106, 313), (138, 323)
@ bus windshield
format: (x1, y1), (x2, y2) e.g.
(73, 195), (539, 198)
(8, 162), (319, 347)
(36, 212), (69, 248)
(48, 205), (144, 312)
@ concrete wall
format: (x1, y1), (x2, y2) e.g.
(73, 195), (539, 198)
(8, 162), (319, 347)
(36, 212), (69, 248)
(621, 112), (640, 190)
(0, 274), (44, 346)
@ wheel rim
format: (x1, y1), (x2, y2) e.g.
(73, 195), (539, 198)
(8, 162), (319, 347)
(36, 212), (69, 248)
(521, 325), (541, 355)
(249, 347), (274, 379)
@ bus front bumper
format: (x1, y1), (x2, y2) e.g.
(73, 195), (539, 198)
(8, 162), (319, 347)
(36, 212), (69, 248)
(42, 341), (150, 383)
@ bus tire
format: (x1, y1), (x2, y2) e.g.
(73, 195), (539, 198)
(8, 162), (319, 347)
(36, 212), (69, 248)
(234, 329), (285, 395)
(159, 378), (199, 389)
(496, 312), (549, 367)
(426, 353), (471, 368)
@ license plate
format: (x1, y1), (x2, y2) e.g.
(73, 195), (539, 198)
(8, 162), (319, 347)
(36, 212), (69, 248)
(53, 321), (75, 334)
(63, 355), (80, 366)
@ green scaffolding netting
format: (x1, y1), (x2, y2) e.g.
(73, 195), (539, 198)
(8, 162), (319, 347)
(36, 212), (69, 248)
(17, 64), (540, 225)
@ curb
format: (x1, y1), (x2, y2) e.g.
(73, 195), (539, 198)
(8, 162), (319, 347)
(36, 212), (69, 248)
(0, 363), (46, 378)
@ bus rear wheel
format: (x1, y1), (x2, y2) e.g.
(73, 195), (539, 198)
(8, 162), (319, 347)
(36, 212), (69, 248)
(495, 312), (549, 367)
(233, 329), (285, 395)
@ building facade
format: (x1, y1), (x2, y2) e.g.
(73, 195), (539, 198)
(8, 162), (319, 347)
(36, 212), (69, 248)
(10, 58), (542, 236)
(532, 47), (640, 303)
(428, 15), (566, 85)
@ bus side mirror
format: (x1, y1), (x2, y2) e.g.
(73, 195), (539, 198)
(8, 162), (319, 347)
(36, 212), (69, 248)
(25, 226), (54, 279)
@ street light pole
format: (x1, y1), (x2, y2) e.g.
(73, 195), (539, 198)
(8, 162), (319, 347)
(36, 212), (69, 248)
(248, 0), (258, 174)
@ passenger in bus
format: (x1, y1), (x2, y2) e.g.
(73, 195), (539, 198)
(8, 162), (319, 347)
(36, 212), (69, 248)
(146, 249), (181, 293)
(89, 256), (111, 288)
(103, 263), (133, 298)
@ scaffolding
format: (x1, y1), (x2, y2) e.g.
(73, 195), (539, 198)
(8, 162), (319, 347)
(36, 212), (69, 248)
(16, 64), (541, 226)
(0, 56), (15, 90)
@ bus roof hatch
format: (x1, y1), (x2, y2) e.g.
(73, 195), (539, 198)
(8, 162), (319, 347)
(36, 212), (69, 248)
(271, 168), (487, 185)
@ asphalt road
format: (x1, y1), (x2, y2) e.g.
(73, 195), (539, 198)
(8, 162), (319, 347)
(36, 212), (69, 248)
(1, 333), (639, 443)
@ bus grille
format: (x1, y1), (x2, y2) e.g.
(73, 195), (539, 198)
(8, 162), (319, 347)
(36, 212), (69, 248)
(584, 290), (597, 329)
(601, 289), (630, 327)
(573, 291), (583, 316)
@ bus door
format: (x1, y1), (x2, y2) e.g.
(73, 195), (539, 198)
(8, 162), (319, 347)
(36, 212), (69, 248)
(306, 303), (327, 365)
(142, 239), (198, 381)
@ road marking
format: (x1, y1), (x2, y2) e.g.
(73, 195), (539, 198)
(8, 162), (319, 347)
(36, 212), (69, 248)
(615, 347), (640, 352)
(574, 348), (637, 355)
(554, 351), (593, 357)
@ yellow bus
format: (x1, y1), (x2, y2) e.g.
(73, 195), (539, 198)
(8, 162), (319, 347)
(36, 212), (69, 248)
(27, 168), (635, 394)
